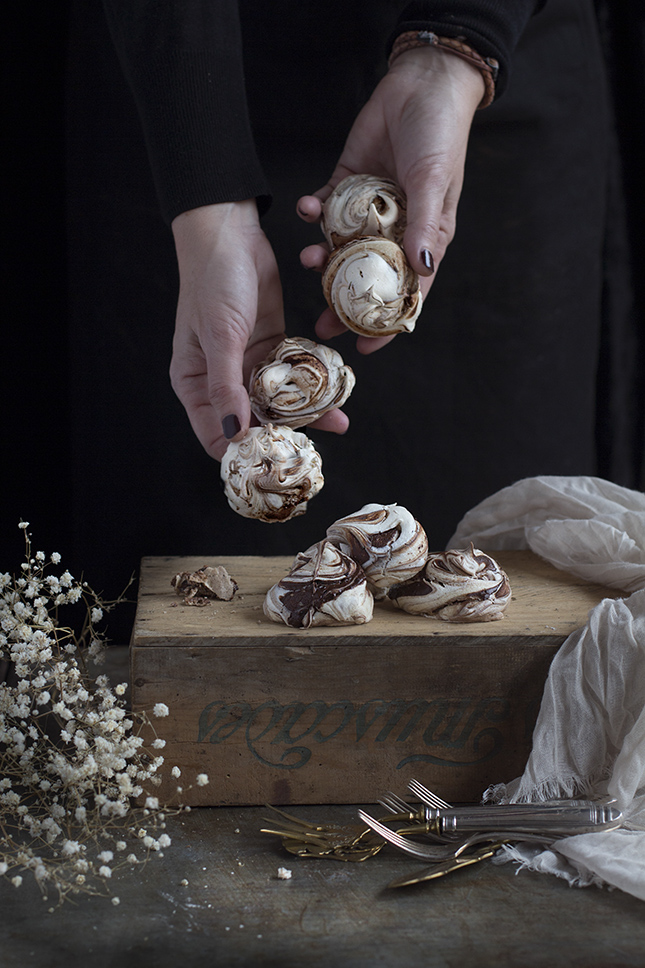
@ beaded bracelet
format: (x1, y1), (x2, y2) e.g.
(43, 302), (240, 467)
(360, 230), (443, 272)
(388, 30), (499, 109)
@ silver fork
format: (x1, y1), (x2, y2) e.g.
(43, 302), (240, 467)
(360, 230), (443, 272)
(378, 791), (420, 818)
(377, 792), (449, 842)
(357, 809), (555, 861)
(407, 778), (452, 810)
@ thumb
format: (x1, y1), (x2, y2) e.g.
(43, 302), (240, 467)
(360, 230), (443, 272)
(401, 162), (457, 279)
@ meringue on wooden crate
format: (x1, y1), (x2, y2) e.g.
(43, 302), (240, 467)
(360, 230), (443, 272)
(130, 551), (620, 806)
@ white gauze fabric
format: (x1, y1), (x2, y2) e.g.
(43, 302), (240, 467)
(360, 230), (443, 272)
(449, 475), (645, 899)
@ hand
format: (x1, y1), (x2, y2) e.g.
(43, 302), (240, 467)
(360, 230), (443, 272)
(297, 47), (485, 353)
(170, 200), (349, 461)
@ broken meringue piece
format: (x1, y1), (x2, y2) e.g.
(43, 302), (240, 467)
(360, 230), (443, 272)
(249, 337), (355, 429)
(322, 237), (422, 337)
(321, 174), (407, 248)
(221, 424), (324, 523)
(171, 565), (238, 605)
(326, 503), (428, 595)
(263, 539), (374, 628)
(388, 546), (511, 622)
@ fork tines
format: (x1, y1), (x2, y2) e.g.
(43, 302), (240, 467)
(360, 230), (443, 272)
(378, 791), (420, 817)
(408, 778), (452, 810)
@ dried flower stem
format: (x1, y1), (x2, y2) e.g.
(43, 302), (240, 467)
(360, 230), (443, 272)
(0, 523), (208, 905)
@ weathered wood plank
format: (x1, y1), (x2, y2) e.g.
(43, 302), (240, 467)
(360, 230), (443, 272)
(132, 551), (616, 644)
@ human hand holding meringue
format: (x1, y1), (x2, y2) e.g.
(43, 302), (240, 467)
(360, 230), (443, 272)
(170, 200), (349, 461)
(297, 46), (485, 352)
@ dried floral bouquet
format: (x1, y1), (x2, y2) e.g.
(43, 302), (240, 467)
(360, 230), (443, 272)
(0, 522), (205, 906)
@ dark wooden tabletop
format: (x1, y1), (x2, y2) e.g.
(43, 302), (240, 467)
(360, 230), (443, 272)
(4, 800), (645, 968)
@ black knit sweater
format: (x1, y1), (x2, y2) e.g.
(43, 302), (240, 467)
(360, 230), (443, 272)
(103, 0), (543, 224)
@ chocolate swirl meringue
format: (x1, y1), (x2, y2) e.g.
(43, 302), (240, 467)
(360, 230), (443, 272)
(249, 337), (355, 429)
(388, 546), (511, 622)
(322, 237), (422, 337)
(321, 174), (407, 249)
(263, 539), (374, 628)
(326, 503), (428, 594)
(221, 424), (324, 523)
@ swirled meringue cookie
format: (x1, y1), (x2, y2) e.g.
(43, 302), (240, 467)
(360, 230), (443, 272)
(388, 546), (511, 622)
(322, 237), (422, 337)
(321, 174), (407, 249)
(326, 503), (428, 595)
(221, 424), (323, 523)
(263, 539), (374, 628)
(249, 337), (355, 429)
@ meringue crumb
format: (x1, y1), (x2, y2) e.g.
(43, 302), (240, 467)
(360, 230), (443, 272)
(180, 879), (189, 887)
(277, 867), (292, 880)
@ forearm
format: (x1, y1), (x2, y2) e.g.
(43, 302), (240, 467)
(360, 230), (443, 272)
(102, 0), (270, 223)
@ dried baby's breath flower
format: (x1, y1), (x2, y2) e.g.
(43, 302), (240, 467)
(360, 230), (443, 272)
(0, 524), (208, 906)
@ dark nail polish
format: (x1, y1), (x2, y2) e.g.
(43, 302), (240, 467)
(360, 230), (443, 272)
(421, 248), (435, 274)
(222, 414), (241, 439)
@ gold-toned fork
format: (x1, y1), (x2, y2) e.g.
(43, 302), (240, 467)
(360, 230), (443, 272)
(260, 804), (385, 862)
(387, 845), (502, 888)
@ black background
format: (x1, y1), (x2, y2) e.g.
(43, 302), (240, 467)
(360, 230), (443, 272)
(3, 0), (644, 642)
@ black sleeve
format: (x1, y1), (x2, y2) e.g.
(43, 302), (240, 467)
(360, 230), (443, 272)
(388, 0), (547, 98)
(102, 0), (271, 225)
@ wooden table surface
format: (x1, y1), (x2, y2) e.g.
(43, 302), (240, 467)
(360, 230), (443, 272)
(3, 647), (644, 968)
(4, 801), (645, 967)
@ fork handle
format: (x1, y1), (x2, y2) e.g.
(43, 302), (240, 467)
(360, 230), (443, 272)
(432, 803), (622, 836)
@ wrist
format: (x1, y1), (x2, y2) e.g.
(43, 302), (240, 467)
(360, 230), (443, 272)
(389, 34), (494, 109)
(172, 199), (259, 244)
(171, 199), (259, 270)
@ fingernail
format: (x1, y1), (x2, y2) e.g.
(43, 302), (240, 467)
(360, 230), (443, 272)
(421, 248), (435, 274)
(222, 414), (241, 439)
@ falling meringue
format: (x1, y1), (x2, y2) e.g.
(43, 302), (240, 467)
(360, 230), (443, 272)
(221, 424), (323, 523)
(322, 237), (422, 337)
(321, 174), (406, 249)
(326, 503), (428, 594)
(249, 337), (355, 429)
(263, 539), (374, 628)
(388, 545), (511, 622)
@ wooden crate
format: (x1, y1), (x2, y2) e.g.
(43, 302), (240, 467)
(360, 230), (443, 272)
(130, 552), (618, 806)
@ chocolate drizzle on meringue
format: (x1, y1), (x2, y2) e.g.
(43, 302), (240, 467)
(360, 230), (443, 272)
(388, 545), (511, 622)
(263, 540), (374, 628)
(322, 237), (422, 338)
(221, 424), (323, 522)
(326, 503), (429, 593)
(321, 174), (407, 248)
(249, 337), (355, 429)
